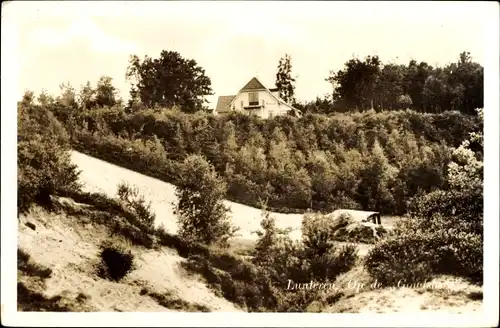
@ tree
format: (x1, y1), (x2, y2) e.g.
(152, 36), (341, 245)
(37, 89), (55, 107)
(327, 55), (382, 110)
(125, 51), (213, 113)
(174, 154), (238, 246)
(373, 63), (406, 110)
(20, 90), (35, 107)
(355, 140), (397, 212)
(403, 60), (433, 111)
(78, 81), (97, 110)
(57, 82), (78, 108)
(275, 54), (296, 104)
(421, 67), (452, 113)
(95, 76), (119, 108)
(447, 107), (483, 192)
(445, 52), (484, 115)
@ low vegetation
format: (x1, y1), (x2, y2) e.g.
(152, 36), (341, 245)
(140, 287), (211, 312)
(97, 240), (136, 281)
(117, 182), (156, 229)
(17, 248), (53, 279)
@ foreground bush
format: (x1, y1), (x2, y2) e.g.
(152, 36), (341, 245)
(18, 102), (81, 213)
(181, 208), (358, 312)
(175, 154), (238, 247)
(117, 182), (156, 229)
(364, 215), (483, 286)
(97, 241), (135, 281)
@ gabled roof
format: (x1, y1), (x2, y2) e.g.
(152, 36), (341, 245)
(232, 77), (298, 109)
(216, 77), (303, 117)
(215, 95), (235, 113)
(240, 77), (267, 92)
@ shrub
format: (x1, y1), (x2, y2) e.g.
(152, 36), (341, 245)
(408, 189), (483, 232)
(17, 282), (72, 312)
(364, 216), (483, 286)
(18, 103), (81, 213)
(97, 240), (135, 281)
(141, 287), (211, 312)
(364, 234), (436, 286)
(253, 208), (307, 283)
(18, 136), (81, 213)
(175, 154), (238, 247)
(117, 182), (156, 229)
(302, 212), (383, 245)
(365, 113), (483, 286)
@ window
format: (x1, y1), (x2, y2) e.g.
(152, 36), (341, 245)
(249, 92), (259, 106)
(240, 100), (244, 108)
(232, 104), (235, 111)
(269, 111), (274, 119)
(261, 99), (265, 107)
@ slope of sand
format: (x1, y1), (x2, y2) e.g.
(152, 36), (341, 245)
(326, 262), (483, 313)
(17, 150), (482, 313)
(70, 151), (378, 256)
(18, 207), (242, 312)
(70, 150), (305, 241)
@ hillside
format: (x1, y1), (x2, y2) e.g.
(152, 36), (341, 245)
(70, 150), (305, 241)
(17, 150), (483, 313)
(18, 204), (242, 312)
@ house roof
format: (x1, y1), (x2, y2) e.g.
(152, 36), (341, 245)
(216, 77), (303, 116)
(240, 77), (267, 92)
(329, 209), (380, 223)
(215, 95), (235, 113)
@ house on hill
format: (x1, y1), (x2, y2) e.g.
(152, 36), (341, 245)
(215, 77), (301, 119)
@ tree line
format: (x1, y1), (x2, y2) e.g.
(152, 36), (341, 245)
(31, 49), (483, 117)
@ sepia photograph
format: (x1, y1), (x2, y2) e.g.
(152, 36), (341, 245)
(1, 1), (499, 327)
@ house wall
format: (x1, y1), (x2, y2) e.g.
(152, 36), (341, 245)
(230, 90), (291, 119)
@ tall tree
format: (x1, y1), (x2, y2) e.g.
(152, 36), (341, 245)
(78, 81), (97, 110)
(327, 55), (382, 110)
(374, 63), (407, 110)
(95, 76), (119, 108)
(125, 51), (213, 113)
(57, 82), (78, 108)
(421, 67), (452, 113)
(445, 51), (484, 115)
(403, 60), (434, 111)
(275, 54), (296, 104)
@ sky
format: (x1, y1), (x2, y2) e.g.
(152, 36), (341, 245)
(4, 1), (493, 108)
